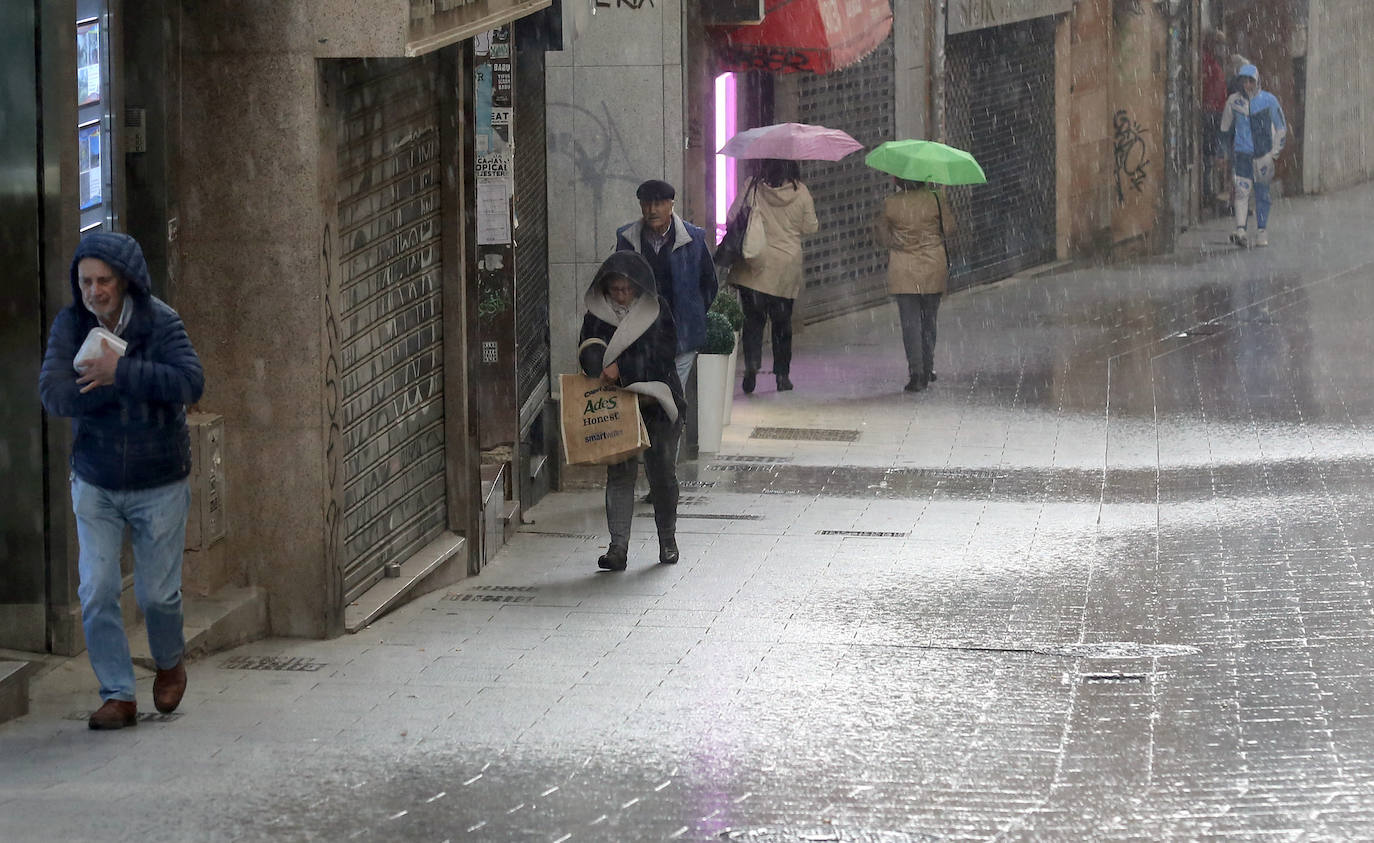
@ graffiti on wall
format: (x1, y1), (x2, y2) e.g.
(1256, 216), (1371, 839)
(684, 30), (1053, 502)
(321, 220), (345, 616)
(546, 99), (646, 247)
(1113, 109), (1150, 204)
(595, 0), (655, 8)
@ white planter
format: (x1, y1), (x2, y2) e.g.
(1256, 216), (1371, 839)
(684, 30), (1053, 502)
(722, 331), (739, 426)
(695, 352), (729, 453)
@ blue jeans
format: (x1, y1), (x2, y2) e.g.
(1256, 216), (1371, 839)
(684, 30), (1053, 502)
(72, 475), (190, 702)
(674, 351), (697, 389)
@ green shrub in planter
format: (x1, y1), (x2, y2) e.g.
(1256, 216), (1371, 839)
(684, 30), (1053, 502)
(702, 310), (736, 354)
(709, 288), (745, 332)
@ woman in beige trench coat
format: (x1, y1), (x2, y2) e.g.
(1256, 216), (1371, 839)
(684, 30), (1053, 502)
(873, 178), (956, 392)
(726, 158), (819, 393)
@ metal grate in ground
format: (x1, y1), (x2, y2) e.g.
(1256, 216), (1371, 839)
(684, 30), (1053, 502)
(220, 655), (327, 672)
(817, 529), (908, 538)
(714, 454), (792, 463)
(636, 513), (763, 520)
(750, 427), (862, 442)
(443, 592), (535, 604)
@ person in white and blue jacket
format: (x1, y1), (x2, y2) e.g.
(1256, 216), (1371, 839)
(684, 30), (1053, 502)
(1220, 63), (1287, 248)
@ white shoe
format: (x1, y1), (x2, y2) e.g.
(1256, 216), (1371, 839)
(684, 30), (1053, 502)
(1229, 227), (1248, 248)
(1255, 229), (1269, 247)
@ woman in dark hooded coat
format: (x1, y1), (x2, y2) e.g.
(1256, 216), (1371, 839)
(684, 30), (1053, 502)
(579, 251), (687, 570)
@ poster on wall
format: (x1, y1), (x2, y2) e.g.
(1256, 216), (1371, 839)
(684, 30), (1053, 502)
(474, 26), (514, 245)
(77, 20), (101, 106)
(79, 123), (103, 210)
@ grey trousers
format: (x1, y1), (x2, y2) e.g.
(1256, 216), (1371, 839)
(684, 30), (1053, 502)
(895, 293), (941, 380)
(606, 406), (681, 547)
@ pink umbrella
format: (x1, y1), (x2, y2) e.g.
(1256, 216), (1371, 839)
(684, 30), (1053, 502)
(717, 122), (864, 161)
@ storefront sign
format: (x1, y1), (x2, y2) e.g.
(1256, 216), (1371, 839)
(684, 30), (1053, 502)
(946, 0), (1073, 35)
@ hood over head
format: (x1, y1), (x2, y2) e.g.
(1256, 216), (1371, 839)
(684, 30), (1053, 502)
(1238, 63), (1260, 85)
(586, 250), (658, 305)
(69, 231), (152, 304)
(758, 181), (804, 207)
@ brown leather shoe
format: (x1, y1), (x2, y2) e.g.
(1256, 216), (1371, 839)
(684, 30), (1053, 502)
(153, 660), (187, 713)
(88, 699), (137, 730)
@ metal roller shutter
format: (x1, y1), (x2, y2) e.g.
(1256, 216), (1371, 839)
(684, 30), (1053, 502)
(795, 37), (896, 324)
(944, 18), (1056, 291)
(336, 58), (448, 602)
(514, 44), (550, 421)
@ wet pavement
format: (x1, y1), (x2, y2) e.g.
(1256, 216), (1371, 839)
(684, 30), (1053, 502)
(7, 185), (1374, 841)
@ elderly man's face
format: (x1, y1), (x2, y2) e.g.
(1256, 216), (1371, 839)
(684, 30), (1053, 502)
(77, 257), (127, 325)
(640, 199), (674, 234)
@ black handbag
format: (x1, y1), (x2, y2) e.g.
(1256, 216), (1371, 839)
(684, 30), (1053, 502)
(714, 178), (760, 272)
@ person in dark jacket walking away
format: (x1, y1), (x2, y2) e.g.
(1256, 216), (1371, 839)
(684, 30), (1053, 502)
(725, 158), (819, 394)
(39, 232), (205, 730)
(579, 251), (686, 570)
(615, 179), (718, 390)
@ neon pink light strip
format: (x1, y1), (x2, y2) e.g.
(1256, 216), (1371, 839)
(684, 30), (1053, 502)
(714, 72), (737, 243)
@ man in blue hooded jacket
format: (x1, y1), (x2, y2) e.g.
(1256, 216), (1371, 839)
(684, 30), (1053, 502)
(1221, 63), (1287, 248)
(39, 232), (205, 729)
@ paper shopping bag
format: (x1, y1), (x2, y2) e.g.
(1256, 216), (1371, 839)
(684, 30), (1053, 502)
(559, 373), (652, 466)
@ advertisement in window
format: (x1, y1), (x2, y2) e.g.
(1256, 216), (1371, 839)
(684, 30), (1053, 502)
(79, 123), (102, 210)
(77, 20), (101, 106)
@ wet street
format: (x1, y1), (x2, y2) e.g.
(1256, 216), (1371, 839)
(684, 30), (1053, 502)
(7, 184), (1374, 841)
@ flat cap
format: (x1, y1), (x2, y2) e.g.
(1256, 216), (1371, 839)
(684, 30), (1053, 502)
(636, 179), (676, 202)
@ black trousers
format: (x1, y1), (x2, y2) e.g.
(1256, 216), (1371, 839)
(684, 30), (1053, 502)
(606, 405), (680, 547)
(895, 293), (941, 380)
(739, 286), (794, 377)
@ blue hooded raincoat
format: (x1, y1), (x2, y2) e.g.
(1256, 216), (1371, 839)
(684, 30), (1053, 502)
(39, 232), (205, 491)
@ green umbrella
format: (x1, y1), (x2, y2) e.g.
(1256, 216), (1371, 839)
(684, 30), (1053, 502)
(864, 139), (987, 185)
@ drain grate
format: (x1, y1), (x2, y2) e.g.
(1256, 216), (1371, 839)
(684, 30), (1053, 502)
(681, 480), (716, 488)
(470, 585), (537, 593)
(817, 529), (908, 538)
(68, 710), (182, 723)
(519, 531), (597, 540)
(706, 464), (776, 473)
(637, 512), (762, 520)
(714, 455), (792, 463)
(677, 494), (709, 506)
(1082, 672), (1149, 684)
(444, 592), (535, 603)
(751, 427), (861, 442)
(221, 655), (326, 672)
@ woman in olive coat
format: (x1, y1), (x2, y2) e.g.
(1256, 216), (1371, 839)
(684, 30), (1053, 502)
(874, 178), (956, 392)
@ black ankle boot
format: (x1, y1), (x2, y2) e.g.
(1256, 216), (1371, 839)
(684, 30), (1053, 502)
(776, 375), (793, 391)
(742, 371), (756, 394)
(659, 537), (679, 564)
(597, 544), (628, 571)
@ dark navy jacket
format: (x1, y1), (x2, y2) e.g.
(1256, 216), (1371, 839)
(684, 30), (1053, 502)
(615, 214), (718, 355)
(39, 232), (205, 490)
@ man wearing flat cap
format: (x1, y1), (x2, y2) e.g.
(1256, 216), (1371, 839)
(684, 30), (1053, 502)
(615, 179), (718, 391)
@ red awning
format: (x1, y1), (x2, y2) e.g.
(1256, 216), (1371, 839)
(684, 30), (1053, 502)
(710, 0), (893, 75)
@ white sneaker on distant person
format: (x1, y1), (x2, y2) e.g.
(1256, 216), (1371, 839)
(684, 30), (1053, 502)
(1255, 229), (1269, 247)
(1229, 227), (1248, 248)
